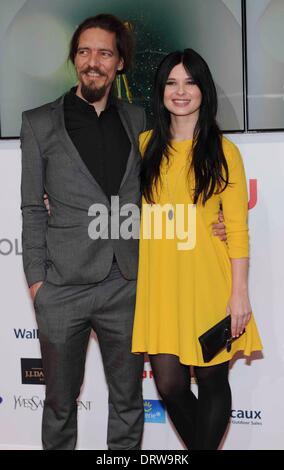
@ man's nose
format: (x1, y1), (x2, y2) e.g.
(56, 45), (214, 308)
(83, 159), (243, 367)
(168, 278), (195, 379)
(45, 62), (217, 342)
(88, 51), (100, 67)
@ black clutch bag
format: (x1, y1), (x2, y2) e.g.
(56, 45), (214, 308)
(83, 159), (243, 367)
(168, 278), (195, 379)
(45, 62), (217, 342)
(198, 315), (245, 363)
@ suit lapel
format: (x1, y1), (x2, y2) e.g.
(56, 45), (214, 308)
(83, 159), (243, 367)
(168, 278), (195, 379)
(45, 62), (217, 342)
(50, 95), (138, 201)
(51, 96), (109, 204)
(117, 102), (139, 191)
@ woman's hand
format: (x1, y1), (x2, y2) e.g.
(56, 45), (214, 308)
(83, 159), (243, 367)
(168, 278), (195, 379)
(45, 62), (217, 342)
(43, 194), (50, 215)
(226, 291), (252, 337)
(212, 210), (227, 241)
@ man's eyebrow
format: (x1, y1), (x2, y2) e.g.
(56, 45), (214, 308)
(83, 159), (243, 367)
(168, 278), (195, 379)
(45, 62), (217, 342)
(97, 48), (114, 53)
(77, 46), (114, 52)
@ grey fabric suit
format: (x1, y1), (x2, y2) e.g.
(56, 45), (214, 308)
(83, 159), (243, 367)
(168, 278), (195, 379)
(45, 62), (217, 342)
(21, 94), (146, 450)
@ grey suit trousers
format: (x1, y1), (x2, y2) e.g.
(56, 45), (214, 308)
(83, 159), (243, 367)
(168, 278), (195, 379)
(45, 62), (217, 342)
(34, 262), (144, 450)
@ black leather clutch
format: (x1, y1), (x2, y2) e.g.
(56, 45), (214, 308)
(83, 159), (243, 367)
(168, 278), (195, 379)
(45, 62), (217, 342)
(198, 315), (245, 363)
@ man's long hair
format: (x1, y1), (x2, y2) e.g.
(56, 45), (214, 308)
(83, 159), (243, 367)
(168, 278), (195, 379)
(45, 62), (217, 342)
(69, 13), (134, 74)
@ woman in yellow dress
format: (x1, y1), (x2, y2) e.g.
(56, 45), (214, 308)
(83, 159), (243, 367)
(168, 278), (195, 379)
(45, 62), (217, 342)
(132, 49), (262, 450)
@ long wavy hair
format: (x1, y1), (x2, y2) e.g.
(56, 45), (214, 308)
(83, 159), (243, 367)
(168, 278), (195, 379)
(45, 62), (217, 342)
(141, 48), (229, 205)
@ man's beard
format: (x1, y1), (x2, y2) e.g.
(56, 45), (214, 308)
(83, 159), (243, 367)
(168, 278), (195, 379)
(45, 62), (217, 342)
(80, 66), (108, 103)
(81, 81), (107, 103)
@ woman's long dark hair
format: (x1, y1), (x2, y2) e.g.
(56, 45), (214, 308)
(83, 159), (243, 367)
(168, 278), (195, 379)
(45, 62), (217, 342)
(141, 48), (229, 205)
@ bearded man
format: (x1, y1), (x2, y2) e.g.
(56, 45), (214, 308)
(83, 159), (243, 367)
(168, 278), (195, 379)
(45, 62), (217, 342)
(20, 14), (145, 450)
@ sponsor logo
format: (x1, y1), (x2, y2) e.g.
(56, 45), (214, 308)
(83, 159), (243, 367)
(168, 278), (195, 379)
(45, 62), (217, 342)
(144, 400), (166, 424)
(143, 368), (196, 384)
(14, 328), (39, 340)
(14, 395), (44, 411)
(77, 400), (93, 411)
(248, 179), (257, 210)
(21, 358), (45, 385)
(231, 409), (262, 426)
(0, 238), (22, 256)
(143, 370), (154, 379)
(13, 395), (93, 412)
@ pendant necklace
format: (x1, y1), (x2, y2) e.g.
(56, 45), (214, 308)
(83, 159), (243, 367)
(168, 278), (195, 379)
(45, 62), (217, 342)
(165, 161), (187, 221)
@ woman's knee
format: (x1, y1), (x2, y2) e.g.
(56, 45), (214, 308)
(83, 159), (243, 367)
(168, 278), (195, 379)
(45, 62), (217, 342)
(155, 376), (187, 402)
(194, 362), (230, 390)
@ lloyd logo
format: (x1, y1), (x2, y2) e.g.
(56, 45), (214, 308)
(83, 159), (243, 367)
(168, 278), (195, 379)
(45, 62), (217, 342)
(0, 238), (22, 256)
(21, 358), (45, 385)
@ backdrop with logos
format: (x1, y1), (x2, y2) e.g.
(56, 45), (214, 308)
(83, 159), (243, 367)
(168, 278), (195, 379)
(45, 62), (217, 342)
(0, 133), (283, 450)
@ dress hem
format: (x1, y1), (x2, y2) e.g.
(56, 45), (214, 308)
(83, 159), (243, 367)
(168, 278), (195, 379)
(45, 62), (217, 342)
(131, 347), (263, 367)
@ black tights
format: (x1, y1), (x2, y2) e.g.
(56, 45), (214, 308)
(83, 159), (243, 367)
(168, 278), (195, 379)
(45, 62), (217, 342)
(149, 354), (231, 450)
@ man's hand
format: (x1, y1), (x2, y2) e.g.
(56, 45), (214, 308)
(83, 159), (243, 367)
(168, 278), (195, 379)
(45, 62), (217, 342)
(43, 194), (50, 215)
(30, 281), (43, 303)
(212, 210), (227, 241)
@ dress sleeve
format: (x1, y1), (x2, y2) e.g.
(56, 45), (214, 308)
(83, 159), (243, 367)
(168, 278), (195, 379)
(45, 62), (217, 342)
(220, 140), (249, 258)
(138, 130), (152, 156)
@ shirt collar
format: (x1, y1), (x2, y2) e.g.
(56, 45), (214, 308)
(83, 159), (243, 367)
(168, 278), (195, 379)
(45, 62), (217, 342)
(66, 86), (117, 113)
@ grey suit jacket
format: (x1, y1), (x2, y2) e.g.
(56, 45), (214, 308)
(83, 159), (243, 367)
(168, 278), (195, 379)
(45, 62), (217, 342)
(21, 94), (146, 287)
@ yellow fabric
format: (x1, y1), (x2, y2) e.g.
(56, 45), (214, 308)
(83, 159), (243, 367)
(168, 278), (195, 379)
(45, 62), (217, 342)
(132, 131), (263, 366)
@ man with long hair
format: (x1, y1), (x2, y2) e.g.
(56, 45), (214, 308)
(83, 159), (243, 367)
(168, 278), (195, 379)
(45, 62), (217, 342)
(21, 14), (145, 450)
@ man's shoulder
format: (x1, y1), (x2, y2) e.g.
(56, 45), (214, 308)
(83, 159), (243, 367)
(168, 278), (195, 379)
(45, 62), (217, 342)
(117, 99), (146, 133)
(23, 95), (64, 120)
(118, 99), (144, 116)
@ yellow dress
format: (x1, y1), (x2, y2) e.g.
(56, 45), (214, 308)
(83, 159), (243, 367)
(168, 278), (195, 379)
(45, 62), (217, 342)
(132, 131), (263, 366)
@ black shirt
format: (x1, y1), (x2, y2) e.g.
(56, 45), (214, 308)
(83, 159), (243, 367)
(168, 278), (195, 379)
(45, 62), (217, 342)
(64, 88), (131, 200)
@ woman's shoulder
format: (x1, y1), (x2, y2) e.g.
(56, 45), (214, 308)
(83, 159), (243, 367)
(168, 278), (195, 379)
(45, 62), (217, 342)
(222, 136), (240, 153)
(139, 130), (153, 153)
(221, 136), (243, 167)
(139, 129), (153, 144)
